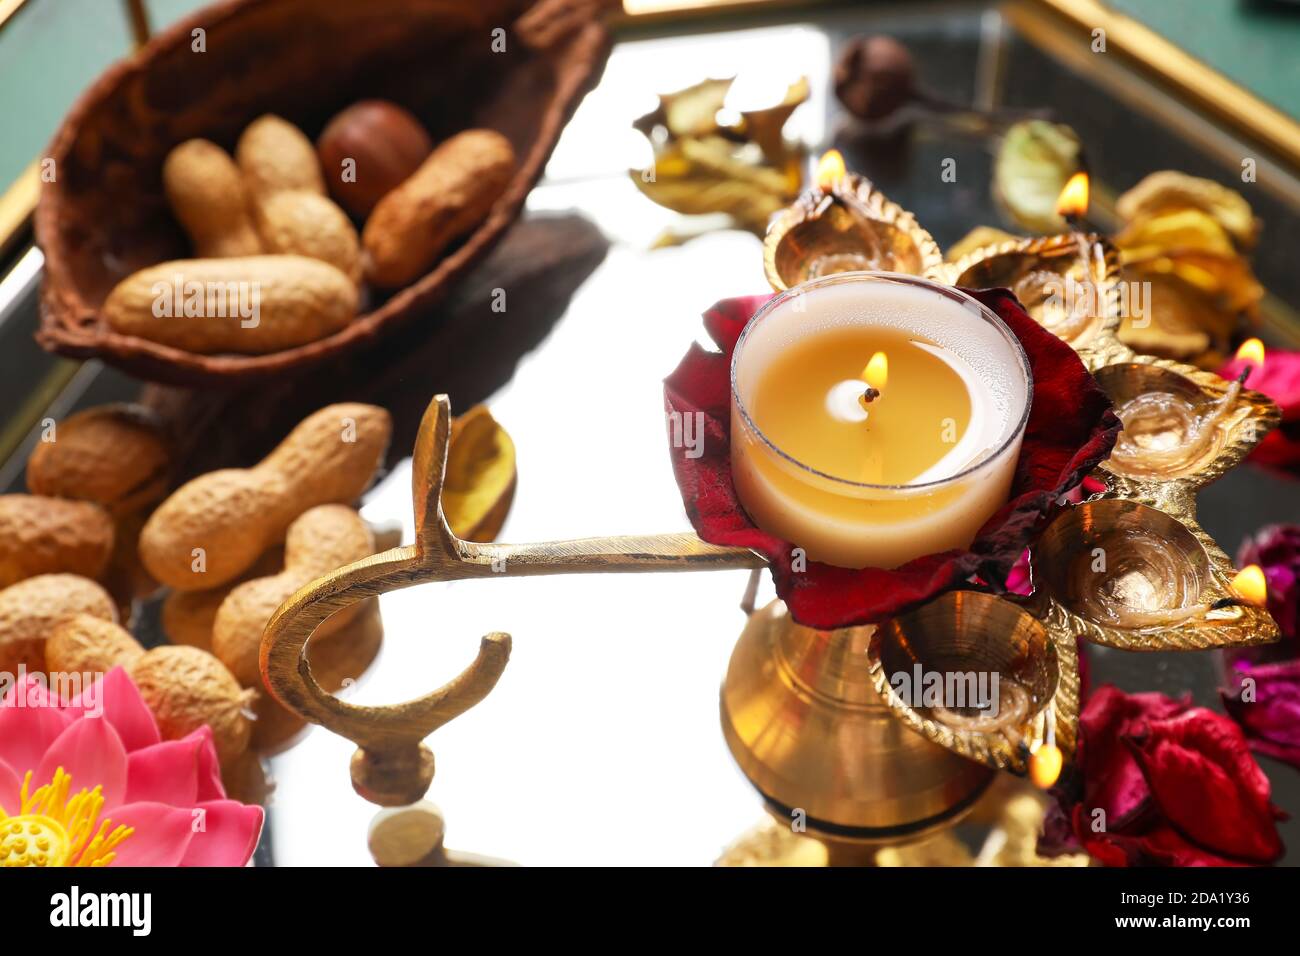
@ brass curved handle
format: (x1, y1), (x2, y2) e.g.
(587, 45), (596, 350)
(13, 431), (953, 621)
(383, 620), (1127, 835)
(260, 394), (763, 805)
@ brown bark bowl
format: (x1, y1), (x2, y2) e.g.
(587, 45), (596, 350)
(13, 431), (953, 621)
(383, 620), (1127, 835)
(35, 0), (612, 387)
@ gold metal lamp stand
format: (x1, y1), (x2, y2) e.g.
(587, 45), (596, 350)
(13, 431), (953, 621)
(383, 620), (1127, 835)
(261, 394), (1018, 866)
(720, 601), (996, 865)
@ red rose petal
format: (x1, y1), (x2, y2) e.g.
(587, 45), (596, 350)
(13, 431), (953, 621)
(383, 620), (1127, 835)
(1127, 707), (1284, 864)
(1079, 686), (1192, 827)
(1222, 659), (1300, 771)
(1138, 825), (1254, 868)
(1071, 803), (1137, 867)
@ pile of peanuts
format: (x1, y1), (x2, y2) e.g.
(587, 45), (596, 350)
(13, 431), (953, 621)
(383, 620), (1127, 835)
(106, 102), (517, 355)
(0, 400), (393, 779)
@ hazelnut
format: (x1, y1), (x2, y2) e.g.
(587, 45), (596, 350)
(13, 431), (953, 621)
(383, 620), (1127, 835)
(834, 35), (917, 122)
(317, 100), (433, 217)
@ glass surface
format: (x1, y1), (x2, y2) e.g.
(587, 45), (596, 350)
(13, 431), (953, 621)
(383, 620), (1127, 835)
(0, 0), (1297, 865)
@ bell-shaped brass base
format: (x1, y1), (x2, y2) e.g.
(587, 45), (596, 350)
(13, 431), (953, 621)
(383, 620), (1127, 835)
(721, 600), (993, 849)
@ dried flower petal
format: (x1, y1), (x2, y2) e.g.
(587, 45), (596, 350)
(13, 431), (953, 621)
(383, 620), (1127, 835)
(443, 405), (516, 542)
(1044, 686), (1285, 866)
(1234, 524), (1300, 645)
(1117, 207), (1239, 261)
(1080, 686), (1192, 827)
(992, 120), (1083, 233)
(1128, 707), (1284, 863)
(739, 77), (809, 165)
(631, 138), (799, 234)
(632, 74), (805, 237)
(1222, 659), (1300, 770)
(1116, 171), (1258, 249)
(1113, 172), (1263, 366)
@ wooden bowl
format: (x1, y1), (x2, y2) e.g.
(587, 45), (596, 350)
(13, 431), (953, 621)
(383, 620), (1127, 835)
(35, 0), (612, 387)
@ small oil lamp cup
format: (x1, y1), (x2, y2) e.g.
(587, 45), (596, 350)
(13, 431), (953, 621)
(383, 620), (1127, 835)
(869, 591), (1070, 773)
(763, 173), (944, 290)
(946, 234), (1121, 354)
(729, 273), (1033, 569)
(1034, 499), (1213, 630)
(1092, 362), (1260, 483)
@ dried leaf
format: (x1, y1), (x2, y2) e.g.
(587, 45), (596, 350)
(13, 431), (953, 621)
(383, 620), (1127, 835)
(946, 225), (1019, 262)
(1123, 248), (1263, 316)
(1118, 273), (1219, 362)
(1116, 171), (1258, 249)
(631, 137), (798, 233)
(636, 77), (735, 140)
(443, 405), (517, 542)
(992, 120), (1083, 233)
(1113, 177), (1264, 365)
(632, 74), (806, 236)
(1115, 207), (1238, 260)
(738, 76), (809, 164)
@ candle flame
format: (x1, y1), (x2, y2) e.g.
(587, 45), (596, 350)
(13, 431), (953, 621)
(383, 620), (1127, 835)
(1235, 337), (1266, 369)
(861, 351), (888, 390)
(816, 149), (847, 191)
(1029, 744), (1063, 789)
(1231, 564), (1268, 606)
(1055, 171), (1090, 220)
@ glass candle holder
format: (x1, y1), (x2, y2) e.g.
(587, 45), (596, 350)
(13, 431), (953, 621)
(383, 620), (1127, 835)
(730, 272), (1033, 569)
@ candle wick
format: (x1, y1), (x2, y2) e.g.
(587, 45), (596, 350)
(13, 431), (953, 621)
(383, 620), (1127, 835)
(1063, 211), (1095, 233)
(1235, 367), (1251, 386)
(861, 386), (880, 404)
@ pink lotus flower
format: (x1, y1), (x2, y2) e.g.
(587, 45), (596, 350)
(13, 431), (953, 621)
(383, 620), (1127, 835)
(0, 666), (262, 866)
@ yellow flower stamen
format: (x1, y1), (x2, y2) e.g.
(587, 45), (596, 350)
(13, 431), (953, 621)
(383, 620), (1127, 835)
(0, 768), (133, 867)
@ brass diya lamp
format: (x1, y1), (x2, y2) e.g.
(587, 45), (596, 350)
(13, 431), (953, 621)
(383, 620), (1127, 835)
(949, 173), (1121, 357)
(942, 171), (1279, 653)
(725, 162), (1278, 859)
(259, 161), (1282, 867)
(763, 150), (944, 290)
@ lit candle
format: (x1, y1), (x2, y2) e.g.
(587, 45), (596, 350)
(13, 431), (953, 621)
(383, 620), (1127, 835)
(730, 273), (1032, 569)
(1231, 564), (1268, 606)
(1012, 172), (1097, 342)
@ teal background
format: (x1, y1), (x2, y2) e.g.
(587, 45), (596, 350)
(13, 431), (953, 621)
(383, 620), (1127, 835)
(1108, 0), (1300, 118)
(0, 0), (207, 190)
